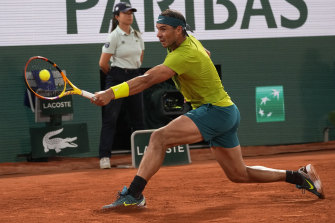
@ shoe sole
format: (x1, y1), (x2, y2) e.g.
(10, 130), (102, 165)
(306, 164), (325, 199)
(100, 166), (111, 169)
(102, 203), (147, 210)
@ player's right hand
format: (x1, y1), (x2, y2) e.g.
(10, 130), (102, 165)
(91, 89), (115, 106)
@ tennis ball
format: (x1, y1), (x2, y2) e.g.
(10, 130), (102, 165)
(39, 69), (50, 82)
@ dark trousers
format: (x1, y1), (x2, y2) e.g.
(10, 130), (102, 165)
(99, 67), (144, 158)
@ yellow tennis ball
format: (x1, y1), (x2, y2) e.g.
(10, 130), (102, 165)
(39, 69), (50, 82)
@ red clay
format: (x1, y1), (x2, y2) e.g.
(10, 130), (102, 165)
(0, 145), (334, 223)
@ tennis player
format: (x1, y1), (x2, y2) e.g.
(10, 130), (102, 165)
(92, 9), (325, 208)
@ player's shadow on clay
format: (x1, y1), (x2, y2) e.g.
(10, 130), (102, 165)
(161, 205), (234, 223)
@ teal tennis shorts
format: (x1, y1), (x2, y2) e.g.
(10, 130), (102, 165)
(184, 104), (240, 148)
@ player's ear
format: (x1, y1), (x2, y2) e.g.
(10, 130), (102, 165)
(177, 26), (183, 35)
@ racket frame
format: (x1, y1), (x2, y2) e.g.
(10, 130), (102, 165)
(24, 56), (94, 100)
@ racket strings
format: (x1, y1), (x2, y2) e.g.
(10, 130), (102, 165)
(25, 58), (66, 98)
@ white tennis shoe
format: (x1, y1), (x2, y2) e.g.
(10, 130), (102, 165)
(100, 157), (111, 169)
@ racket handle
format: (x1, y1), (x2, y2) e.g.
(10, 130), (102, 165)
(81, 90), (95, 99)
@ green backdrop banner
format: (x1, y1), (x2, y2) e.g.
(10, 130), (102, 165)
(29, 123), (89, 158)
(256, 86), (285, 123)
(1, 37), (335, 163)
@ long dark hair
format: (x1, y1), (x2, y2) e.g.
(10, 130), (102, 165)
(111, 16), (119, 32)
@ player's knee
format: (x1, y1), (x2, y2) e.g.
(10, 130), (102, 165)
(150, 129), (168, 148)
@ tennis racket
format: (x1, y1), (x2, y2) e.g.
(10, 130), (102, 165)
(24, 56), (95, 100)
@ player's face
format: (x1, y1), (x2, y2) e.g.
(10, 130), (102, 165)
(156, 24), (181, 50)
(117, 10), (134, 25)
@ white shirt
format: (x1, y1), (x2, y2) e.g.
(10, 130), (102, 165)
(102, 26), (144, 69)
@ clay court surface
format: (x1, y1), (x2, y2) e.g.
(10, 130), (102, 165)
(0, 142), (334, 223)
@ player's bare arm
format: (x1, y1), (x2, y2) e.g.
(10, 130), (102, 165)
(128, 64), (175, 95)
(92, 64), (175, 106)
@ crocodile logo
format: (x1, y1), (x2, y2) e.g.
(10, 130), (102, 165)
(42, 128), (78, 153)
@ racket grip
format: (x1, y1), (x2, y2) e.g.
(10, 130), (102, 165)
(81, 90), (95, 99)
